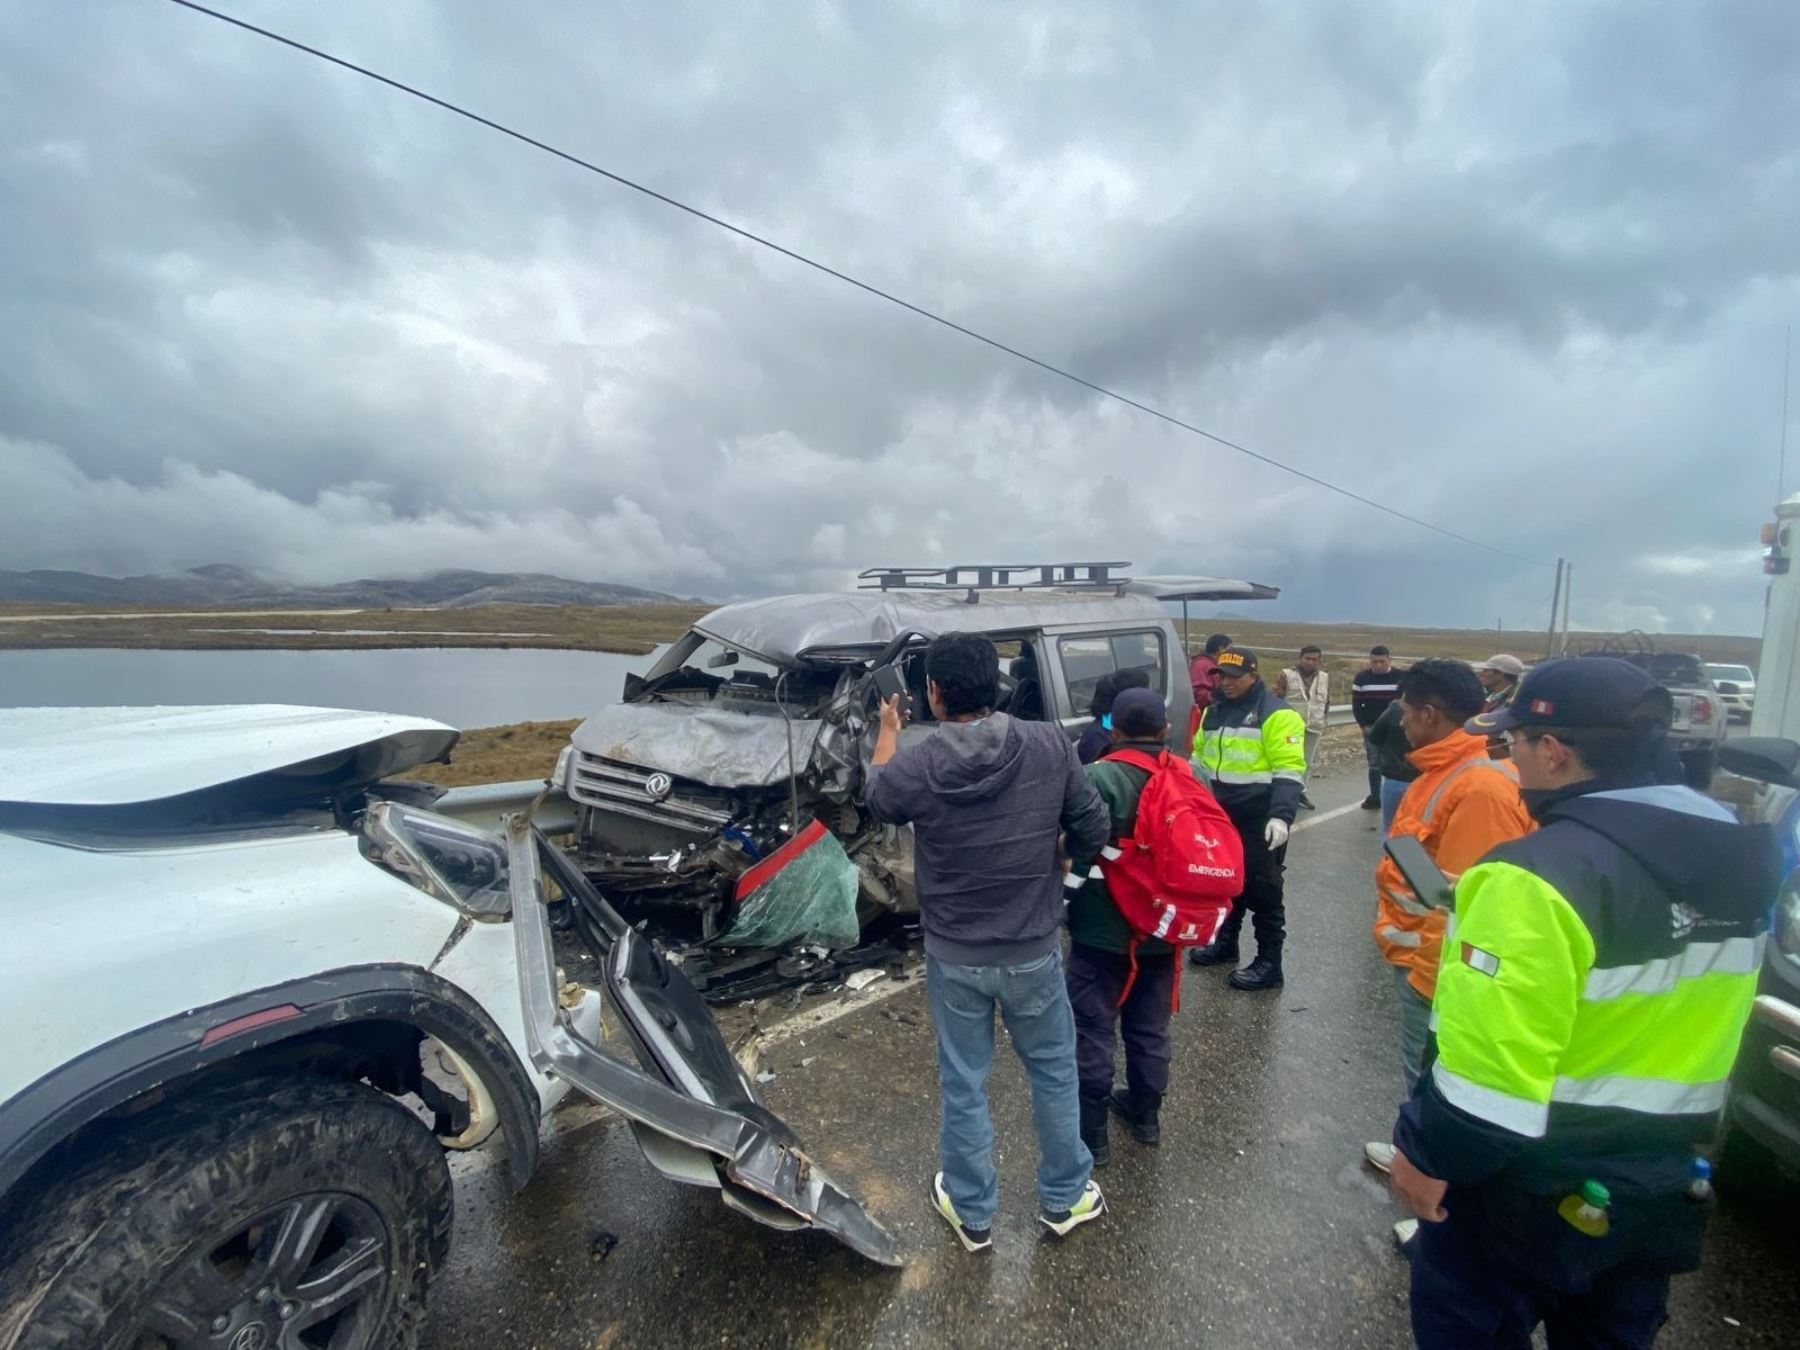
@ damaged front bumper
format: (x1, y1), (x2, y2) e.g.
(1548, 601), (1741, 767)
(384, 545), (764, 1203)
(503, 815), (901, 1267)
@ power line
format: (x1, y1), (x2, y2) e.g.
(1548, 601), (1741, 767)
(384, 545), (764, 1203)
(168, 0), (1547, 566)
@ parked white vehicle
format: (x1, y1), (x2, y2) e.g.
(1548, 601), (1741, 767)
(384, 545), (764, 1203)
(0, 705), (893, 1350)
(1706, 662), (1757, 722)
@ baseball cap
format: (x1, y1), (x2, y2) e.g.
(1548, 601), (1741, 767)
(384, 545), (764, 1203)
(1466, 657), (1661, 735)
(1478, 654), (1526, 677)
(1215, 647), (1259, 678)
(1110, 686), (1168, 736)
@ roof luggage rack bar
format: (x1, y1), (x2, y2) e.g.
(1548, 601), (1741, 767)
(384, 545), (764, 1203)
(858, 562), (1132, 594)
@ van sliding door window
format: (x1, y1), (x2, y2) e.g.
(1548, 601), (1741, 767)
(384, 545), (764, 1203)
(1056, 631), (1168, 719)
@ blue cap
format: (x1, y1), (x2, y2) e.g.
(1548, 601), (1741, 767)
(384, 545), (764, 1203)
(1110, 686), (1168, 736)
(1466, 657), (1663, 735)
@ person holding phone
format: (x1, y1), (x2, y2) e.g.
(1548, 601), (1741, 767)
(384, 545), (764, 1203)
(1359, 659), (1531, 1249)
(865, 632), (1110, 1252)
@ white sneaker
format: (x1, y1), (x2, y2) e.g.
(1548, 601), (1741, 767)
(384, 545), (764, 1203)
(1393, 1217), (1420, 1249)
(1363, 1141), (1397, 1174)
(931, 1172), (992, 1253)
(1039, 1180), (1106, 1237)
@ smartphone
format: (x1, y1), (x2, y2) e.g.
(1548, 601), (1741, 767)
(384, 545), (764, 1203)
(1383, 834), (1456, 909)
(871, 663), (913, 724)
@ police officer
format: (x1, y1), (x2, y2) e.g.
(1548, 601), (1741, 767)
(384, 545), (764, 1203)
(1187, 647), (1307, 990)
(1388, 657), (1779, 1348)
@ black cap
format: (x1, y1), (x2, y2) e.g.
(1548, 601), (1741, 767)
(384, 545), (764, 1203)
(1214, 646), (1259, 678)
(1466, 657), (1661, 735)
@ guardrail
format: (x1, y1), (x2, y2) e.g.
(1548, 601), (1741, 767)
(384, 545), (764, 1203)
(434, 779), (576, 835)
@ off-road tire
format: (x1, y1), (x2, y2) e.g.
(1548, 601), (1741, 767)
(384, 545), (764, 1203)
(0, 1075), (453, 1350)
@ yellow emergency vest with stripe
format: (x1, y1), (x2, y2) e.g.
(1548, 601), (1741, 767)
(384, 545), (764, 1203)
(1418, 783), (1774, 1192)
(1190, 681), (1307, 820)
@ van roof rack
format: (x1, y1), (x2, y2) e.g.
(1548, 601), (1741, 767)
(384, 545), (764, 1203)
(858, 562), (1132, 595)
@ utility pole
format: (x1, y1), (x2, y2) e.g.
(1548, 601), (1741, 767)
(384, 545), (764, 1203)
(1559, 563), (1575, 655)
(1545, 558), (1565, 659)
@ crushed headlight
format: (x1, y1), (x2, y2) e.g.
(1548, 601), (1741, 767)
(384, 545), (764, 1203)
(361, 801), (511, 919)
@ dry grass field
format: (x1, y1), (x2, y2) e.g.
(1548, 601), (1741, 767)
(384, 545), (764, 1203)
(398, 719), (581, 787)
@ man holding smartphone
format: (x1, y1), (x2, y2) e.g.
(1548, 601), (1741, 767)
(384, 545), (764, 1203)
(864, 632), (1110, 1252)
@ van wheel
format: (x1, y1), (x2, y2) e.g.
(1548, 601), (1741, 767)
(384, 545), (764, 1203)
(0, 1076), (451, 1350)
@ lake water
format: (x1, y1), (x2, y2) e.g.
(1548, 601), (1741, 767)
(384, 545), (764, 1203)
(0, 647), (662, 728)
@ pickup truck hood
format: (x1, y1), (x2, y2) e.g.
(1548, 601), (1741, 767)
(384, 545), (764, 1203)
(0, 705), (459, 806)
(571, 702), (823, 790)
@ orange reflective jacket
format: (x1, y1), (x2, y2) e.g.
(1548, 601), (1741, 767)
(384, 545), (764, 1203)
(1372, 730), (1533, 998)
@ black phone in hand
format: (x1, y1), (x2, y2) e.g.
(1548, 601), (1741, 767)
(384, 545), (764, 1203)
(1384, 834), (1456, 908)
(872, 663), (913, 723)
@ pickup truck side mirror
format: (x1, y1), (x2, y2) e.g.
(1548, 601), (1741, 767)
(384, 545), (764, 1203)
(1717, 737), (1800, 788)
(1715, 681), (1741, 696)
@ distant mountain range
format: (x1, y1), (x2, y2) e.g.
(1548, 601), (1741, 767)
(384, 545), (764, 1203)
(0, 565), (690, 609)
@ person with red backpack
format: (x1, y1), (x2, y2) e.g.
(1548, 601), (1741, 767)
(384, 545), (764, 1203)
(1065, 687), (1244, 1164)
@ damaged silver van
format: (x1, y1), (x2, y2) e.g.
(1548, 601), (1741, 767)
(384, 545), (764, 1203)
(551, 564), (1277, 995)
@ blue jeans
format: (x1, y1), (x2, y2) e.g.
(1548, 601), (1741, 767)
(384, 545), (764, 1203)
(1380, 776), (1409, 835)
(925, 947), (1092, 1227)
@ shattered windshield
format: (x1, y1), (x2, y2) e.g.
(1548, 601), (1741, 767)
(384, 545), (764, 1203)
(646, 633), (780, 683)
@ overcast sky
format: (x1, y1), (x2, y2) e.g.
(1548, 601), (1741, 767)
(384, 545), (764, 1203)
(3, 2), (1796, 633)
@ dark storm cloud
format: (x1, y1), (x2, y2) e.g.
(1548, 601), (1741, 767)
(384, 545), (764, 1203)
(1, 1), (1796, 631)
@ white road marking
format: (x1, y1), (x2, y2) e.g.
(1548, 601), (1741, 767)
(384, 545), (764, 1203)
(1292, 799), (1367, 834)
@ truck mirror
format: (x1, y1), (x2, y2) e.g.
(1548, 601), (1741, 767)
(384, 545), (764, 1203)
(1717, 737), (1800, 788)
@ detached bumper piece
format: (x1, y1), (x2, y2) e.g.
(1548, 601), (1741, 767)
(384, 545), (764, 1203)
(505, 820), (901, 1267)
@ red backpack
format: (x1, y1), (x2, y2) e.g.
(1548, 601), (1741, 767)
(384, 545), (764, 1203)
(1093, 747), (1245, 1010)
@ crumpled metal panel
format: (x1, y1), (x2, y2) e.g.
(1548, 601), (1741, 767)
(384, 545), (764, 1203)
(693, 589), (1172, 666)
(506, 822), (902, 1266)
(570, 703), (822, 789)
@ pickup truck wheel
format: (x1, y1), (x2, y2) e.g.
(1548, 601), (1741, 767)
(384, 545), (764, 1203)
(0, 1075), (451, 1350)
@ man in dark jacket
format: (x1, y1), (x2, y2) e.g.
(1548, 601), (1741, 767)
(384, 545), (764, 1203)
(1367, 697), (1419, 834)
(866, 632), (1110, 1252)
(1353, 645), (1404, 808)
(1065, 687), (1186, 1165)
(1389, 658), (1779, 1347)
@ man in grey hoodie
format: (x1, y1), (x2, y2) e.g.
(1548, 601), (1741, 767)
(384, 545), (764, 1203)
(866, 631), (1111, 1251)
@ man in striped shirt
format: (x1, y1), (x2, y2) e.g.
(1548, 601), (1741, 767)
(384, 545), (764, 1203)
(1352, 645), (1403, 809)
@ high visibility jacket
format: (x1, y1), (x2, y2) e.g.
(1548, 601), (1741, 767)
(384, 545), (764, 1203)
(1191, 680), (1307, 824)
(1395, 781), (1779, 1209)
(1373, 731), (1531, 997)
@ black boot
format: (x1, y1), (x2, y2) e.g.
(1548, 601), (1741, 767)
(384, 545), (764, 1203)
(1227, 951), (1284, 991)
(1079, 1092), (1111, 1167)
(1108, 1089), (1163, 1145)
(1187, 932), (1240, 967)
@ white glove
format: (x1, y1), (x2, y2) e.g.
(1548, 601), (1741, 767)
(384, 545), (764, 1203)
(1263, 818), (1290, 850)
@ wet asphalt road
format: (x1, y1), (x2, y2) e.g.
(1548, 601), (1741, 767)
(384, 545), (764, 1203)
(421, 765), (1798, 1349)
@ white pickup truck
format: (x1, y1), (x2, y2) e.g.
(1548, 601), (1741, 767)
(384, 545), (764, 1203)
(0, 706), (895, 1350)
(1580, 649), (1726, 788)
